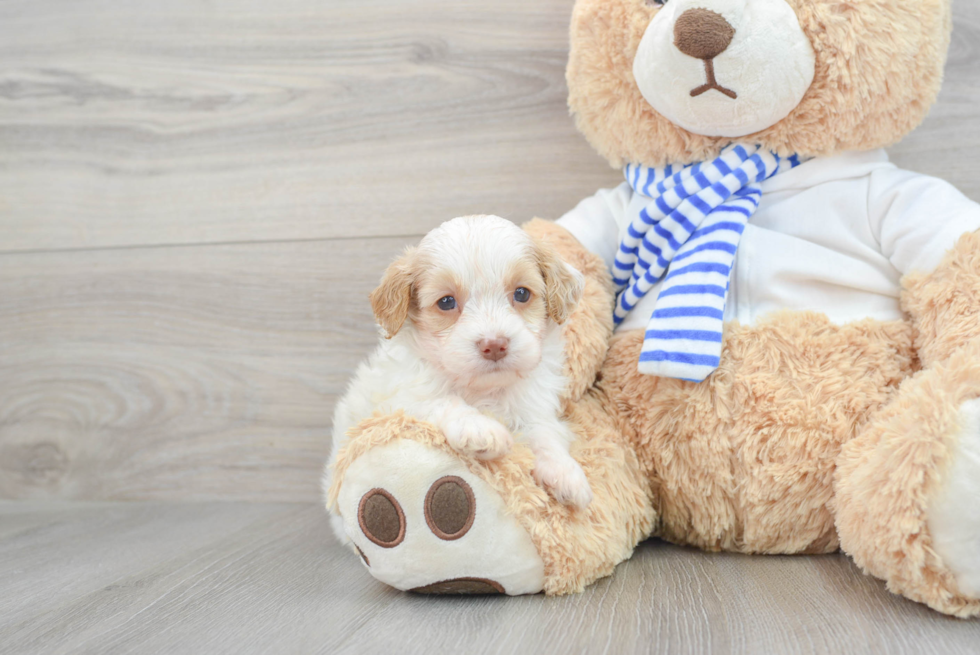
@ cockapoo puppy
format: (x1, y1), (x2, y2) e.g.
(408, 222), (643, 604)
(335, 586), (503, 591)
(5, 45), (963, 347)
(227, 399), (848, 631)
(326, 215), (593, 542)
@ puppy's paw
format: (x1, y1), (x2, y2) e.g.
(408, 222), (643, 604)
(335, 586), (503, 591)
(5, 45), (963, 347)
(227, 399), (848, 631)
(443, 412), (513, 460)
(532, 453), (593, 509)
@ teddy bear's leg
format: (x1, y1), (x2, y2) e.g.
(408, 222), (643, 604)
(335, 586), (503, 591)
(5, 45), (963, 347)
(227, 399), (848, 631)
(327, 403), (656, 596)
(835, 345), (980, 617)
(835, 231), (980, 618)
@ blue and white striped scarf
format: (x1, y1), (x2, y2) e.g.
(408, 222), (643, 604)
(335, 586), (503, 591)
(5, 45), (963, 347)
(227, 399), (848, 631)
(615, 144), (804, 382)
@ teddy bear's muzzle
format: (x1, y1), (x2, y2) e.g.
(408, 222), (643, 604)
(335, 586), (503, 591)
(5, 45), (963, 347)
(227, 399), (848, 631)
(632, 0), (815, 138)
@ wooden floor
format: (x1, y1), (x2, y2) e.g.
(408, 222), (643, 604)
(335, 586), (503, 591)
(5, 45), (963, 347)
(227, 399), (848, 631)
(3, 501), (980, 655)
(2, 1), (980, 652)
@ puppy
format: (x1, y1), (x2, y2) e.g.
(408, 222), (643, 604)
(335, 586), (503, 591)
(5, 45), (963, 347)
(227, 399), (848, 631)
(326, 215), (593, 542)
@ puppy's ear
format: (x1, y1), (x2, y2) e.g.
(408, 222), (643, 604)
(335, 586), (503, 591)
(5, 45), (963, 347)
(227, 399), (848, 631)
(370, 247), (417, 338)
(534, 239), (584, 325)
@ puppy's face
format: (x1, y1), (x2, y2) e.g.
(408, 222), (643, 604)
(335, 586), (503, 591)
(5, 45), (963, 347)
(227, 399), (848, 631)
(370, 216), (583, 389)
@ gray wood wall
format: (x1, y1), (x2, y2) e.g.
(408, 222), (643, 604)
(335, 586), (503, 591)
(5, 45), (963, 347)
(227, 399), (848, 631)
(2, 0), (979, 503)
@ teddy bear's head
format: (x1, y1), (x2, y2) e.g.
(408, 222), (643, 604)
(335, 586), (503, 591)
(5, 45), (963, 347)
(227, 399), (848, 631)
(568, 0), (953, 168)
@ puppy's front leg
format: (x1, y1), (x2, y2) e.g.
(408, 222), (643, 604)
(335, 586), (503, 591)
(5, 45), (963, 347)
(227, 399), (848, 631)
(421, 397), (513, 460)
(525, 419), (593, 509)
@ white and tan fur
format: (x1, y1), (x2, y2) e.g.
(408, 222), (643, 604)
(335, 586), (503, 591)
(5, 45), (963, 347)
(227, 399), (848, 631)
(325, 216), (593, 541)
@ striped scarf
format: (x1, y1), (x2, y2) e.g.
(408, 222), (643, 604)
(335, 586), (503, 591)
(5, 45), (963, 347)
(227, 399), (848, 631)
(615, 144), (804, 382)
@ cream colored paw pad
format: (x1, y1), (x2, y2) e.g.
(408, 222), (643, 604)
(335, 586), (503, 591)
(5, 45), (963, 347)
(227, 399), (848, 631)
(337, 439), (545, 595)
(927, 398), (980, 599)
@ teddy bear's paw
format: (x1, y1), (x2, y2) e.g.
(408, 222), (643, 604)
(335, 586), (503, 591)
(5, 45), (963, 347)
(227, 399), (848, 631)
(532, 451), (594, 510)
(442, 411), (513, 460)
(334, 438), (544, 595)
(927, 397), (980, 600)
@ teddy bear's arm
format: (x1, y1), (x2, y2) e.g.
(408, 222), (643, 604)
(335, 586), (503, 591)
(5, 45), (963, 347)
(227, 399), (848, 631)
(870, 168), (980, 278)
(833, 173), (980, 617)
(868, 168), (980, 364)
(903, 229), (980, 367)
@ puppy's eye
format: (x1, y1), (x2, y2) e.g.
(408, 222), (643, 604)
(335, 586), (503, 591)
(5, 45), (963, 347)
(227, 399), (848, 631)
(514, 287), (531, 303)
(437, 296), (457, 311)
(645, 0), (667, 6)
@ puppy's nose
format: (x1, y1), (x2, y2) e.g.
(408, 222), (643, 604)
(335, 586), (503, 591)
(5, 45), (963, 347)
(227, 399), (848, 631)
(478, 338), (509, 362)
(674, 8), (735, 61)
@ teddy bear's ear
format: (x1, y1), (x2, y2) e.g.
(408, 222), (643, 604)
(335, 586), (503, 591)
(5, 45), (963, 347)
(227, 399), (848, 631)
(369, 247), (417, 338)
(533, 238), (584, 325)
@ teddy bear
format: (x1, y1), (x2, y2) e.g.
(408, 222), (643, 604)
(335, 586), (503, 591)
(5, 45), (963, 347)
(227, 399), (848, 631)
(325, 0), (980, 617)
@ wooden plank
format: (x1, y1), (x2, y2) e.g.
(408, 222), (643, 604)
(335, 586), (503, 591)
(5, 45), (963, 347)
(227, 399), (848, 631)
(0, 237), (413, 502)
(0, 501), (291, 630)
(2, 1), (977, 254)
(0, 0), (622, 253)
(3, 502), (980, 654)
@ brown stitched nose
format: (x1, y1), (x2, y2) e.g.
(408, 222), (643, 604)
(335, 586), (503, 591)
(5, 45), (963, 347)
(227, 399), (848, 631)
(674, 8), (735, 61)
(478, 338), (509, 362)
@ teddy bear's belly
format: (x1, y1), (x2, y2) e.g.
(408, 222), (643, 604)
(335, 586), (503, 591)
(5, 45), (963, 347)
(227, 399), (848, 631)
(598, 311), (916, 553)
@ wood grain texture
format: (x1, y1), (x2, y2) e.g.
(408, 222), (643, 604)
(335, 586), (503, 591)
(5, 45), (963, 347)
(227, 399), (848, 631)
(0, 0), (623, 252)
(2, 502), (980, 655)
(2, 1), (977, 253)
(0, 237), (415, 502)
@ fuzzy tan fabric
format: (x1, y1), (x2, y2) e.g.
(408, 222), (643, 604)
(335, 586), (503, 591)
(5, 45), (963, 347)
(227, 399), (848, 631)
(567, 0), (952, 168)
(328, 406), (656, 595)
(835, 337), (980, 618)
(903, 230), (980, 368)
(827, 229), (980, 618)
(598, 313), (915, 554)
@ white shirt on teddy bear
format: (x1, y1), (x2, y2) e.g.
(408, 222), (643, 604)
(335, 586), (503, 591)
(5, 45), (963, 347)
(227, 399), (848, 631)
(557, 149), (980, 331)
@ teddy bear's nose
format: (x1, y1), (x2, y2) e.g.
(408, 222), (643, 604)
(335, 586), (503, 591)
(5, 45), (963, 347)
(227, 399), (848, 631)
(674, 8), (736, 61)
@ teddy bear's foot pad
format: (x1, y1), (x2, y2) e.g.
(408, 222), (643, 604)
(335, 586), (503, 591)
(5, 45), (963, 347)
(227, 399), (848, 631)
(410, 578), (505, 595)
(927, 398), (980, 600)
(336, 439), (545, 595)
